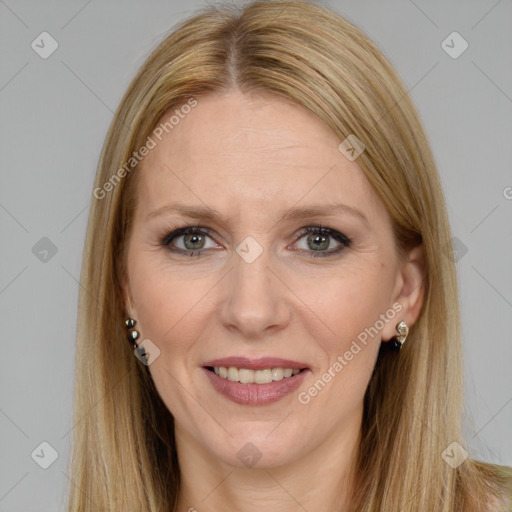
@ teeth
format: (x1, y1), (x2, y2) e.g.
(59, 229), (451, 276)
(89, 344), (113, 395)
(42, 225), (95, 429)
(212, 366), (302, 384)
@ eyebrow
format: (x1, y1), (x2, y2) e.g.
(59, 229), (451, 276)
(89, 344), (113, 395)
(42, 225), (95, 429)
(147, 201), (368, 226)
(146, 202), (369, 225)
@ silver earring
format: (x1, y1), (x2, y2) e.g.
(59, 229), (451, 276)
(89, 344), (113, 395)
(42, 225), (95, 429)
(125, 318), (140, 348)
(390, 321), (409, 352)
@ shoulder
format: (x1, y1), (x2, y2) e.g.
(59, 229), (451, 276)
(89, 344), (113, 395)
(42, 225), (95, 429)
(483, 463), (512, 512)
(493, 463), (512, 482)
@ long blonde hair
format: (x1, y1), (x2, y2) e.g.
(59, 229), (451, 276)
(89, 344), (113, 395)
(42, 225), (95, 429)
(66, 1), (511, 510)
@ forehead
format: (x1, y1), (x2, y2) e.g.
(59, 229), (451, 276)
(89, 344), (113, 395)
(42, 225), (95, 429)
(135, 91), (386, 223)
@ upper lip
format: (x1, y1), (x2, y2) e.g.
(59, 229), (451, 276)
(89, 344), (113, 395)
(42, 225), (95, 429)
(202, 356), (309, 371)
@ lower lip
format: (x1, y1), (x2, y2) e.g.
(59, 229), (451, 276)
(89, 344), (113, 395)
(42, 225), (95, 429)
(203, 367), (310, 405)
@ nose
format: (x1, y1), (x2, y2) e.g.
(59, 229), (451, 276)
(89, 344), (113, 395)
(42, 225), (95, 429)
(218, 245), (292, 339)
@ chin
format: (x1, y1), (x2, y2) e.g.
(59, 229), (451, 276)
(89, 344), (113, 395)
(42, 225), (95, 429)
(206, 427), (305, 470)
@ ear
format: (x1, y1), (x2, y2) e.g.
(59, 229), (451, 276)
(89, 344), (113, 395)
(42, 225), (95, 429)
(382, 244), (426, 342)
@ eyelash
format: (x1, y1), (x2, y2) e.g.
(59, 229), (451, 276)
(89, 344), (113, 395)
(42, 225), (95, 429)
(159, 224), (351, 258)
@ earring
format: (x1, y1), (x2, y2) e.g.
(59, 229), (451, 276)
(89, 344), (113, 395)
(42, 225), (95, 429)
(125, 318), (140, 348)
(390, 321), (409, 351)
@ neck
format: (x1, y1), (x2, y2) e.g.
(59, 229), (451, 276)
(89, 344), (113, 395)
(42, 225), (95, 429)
(174, 412), (361, 512)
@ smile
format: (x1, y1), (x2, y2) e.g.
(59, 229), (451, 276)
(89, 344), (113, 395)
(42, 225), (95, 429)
(209, 366), (302, 384)
(203, 367), (310, 405)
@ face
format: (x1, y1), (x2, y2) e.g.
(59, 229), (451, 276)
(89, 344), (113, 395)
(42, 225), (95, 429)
(123, 90), (421, 470)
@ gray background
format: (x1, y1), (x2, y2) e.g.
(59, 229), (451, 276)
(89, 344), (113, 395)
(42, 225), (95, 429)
(1, 0), (511, 510)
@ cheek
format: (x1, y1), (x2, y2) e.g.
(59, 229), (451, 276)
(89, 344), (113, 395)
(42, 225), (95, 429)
(289, 261), (392, 400)
(292, 271), (387, 418)
(127, 251), (207, 352)
(127, 252), (212, 416)
(291, 261), (392, 351)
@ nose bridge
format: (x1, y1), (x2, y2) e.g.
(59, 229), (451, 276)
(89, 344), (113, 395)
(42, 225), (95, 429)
(233, 242), (272, 295)
(219, 236), (291, 336)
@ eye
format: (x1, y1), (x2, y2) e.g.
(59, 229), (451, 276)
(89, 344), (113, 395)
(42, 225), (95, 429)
(161, 226), (219, 255)
(292, 225), (351, 258)
(160, 224), (351, 258)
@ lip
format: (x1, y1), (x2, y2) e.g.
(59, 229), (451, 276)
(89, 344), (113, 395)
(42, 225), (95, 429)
(203, 366), (310, 405)
(202, 356), (309, 371)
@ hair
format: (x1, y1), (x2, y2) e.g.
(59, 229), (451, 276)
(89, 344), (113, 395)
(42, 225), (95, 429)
(66, 1), (512, 511)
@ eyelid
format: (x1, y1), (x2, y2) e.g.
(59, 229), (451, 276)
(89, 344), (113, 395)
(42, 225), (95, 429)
(160, 225), (214, 247)
(291, 225), (351, 257)
(160, 224), (351, 257)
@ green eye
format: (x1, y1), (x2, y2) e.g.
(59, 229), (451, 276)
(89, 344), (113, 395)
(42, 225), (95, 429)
(161, 224), (351, 258)
(293, 226), (351, 257)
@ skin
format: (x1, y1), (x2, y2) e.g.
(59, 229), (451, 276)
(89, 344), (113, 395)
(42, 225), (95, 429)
(123, 90), (425, 512)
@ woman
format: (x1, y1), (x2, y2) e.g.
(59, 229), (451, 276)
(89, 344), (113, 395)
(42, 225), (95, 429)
(67, 1), (512, 510)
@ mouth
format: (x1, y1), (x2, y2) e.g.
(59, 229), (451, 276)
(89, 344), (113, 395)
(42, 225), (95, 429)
(204, 366), (306, 384)
(202, 357), (310, 405)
